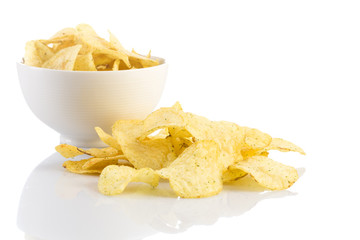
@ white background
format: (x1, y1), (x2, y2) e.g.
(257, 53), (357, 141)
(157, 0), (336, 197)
(1, 0), (360, 239)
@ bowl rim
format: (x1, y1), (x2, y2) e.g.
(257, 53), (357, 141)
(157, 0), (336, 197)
(17, 56), (167, 73)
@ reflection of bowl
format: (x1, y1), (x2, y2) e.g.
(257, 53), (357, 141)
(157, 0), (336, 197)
(17, 58), (168, 148)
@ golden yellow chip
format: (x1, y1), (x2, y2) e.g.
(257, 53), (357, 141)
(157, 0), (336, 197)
(98, 165), (159, 195)
(92, 48), (130, 68)
(55, 144), (83, 158)
(157, 140), (222, 198)
(42, 45), (82, 70)
(112, 120), (176, 169)
(76, 24), (98, 36)
(24, 40), (54, 67)
(112, 59), (120, 71)
(63, 159), (103, 174)
(244, 128), (272, 149)
(230, 156), (299, 190)
(25, 24), (160, 71)
(73, 53), (96, 71)
(222, 168), (248, 183)
(266, 138), (305, 155)
(41, 27), (78, 44)
(82, 155), (127, 170)
(94, 127), (122, 151)
(56, 144), (120, 158)
(57, 102), (305, 198)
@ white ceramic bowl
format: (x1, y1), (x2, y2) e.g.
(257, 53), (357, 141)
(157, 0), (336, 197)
(17, 58), (168, 148)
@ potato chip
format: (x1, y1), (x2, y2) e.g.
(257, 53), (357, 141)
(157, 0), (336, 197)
(82, 155), (127, 170)
(94, 127), (122, 151)
(98, 165), (159, 195)
(244, 128), (272, 149)
(146, 50), (151, 58)
(25, 24), (160, 71)
(108, 30), (127, 52)
(266, 138), (305, 155)
(56, 144), (83, 158)
(222, 168), (248, 183)
(229, 156), (299, 190)
(112, 120), (176, 169)
(74, 53), (96, 71)
(109, 31), (158, 68)
(76, 24), (98, 36)
(57, 102), (305, 198)
(24, 40), (54, 67)
(42, 45), (82, 70)
(157, 140), (222, 198)
(92, 48), (130, 68)
(142, 106), (187, 138)
(63, 159), (103, 174)
(55, 144), (120, 158)
(112, 59), (120, 71)
(43, 28), (78, 43)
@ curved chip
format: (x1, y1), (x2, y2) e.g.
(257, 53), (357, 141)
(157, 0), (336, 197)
(112, 120), (176, 169)
(244, 128), (272, 149)
(94, 127), (122, 151)
(41, 44), (82, 70)
(157, 140), (222, 198)
(63, 159), (103, 174)
(74, 53), (97, 71)
(56, 144), (121, 158)
(98, 165), (159, 195)
(230, 156), (299, 190)
(82, 155), (128, 170)
(266, 138), (305, 155)
(222, 168), (248, 183)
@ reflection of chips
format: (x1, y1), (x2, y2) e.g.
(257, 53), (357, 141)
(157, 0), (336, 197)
(56, 102), (305, 198)
(24, 24), (159, 71)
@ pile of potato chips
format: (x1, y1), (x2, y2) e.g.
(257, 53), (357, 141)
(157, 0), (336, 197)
(24, 24), (159, 71)
(56, 102), (305, 198)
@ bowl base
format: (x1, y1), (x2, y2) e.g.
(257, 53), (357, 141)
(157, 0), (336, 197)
(60, 135), (107, 148)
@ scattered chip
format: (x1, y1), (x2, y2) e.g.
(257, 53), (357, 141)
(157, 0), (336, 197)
(157, 140), (223, 198)
(266, 138), (305, 155)
(56, 103), (305, 198)
(82, 155), (128, 170)
(98, 165), (159, 195)
(229, 156), (299, 190)
(24, 24), (159, 71)
(63, 159), (103, 174)
(55, 144), (120, 158)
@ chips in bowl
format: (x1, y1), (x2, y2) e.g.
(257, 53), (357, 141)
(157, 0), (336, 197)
(56, 102), (305, 198)
(23, 24), (159, 71)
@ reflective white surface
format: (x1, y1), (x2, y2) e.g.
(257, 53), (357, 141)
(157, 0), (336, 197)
(18, 153), (303, 240)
